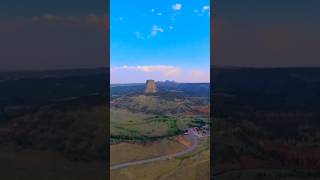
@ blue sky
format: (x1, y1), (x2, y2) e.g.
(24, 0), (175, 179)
(111, 0), (210, 83)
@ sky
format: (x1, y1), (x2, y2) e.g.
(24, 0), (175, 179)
(110, 0), (210, 84)
(1, 0), (320, 73)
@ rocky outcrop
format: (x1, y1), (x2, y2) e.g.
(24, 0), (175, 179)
(145, 80), (157, 93)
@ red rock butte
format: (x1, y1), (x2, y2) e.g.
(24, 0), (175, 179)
(145, 80), (157, 93)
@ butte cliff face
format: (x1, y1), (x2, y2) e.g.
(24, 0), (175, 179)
(145, 80), (157, 93)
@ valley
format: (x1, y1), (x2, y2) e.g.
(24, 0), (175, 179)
(110, 80), (210, 179)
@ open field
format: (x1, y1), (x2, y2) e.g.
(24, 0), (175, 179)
(110, 138), (187, 165)
(111, 108), (168, 137)
(111, 108), (209, 140)
(111, 137), (210, 180)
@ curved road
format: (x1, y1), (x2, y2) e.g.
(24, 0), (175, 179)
(110, 131), (199, 170)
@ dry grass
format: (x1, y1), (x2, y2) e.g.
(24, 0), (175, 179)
(111, 108), (168, 136)
(111, 138), (210, 180)
(110, 138), (187, 165)
(111, 160), (180, 180)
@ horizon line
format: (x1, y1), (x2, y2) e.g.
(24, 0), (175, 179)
(3, 65), (320, 74)
(111, 81), (211, 85)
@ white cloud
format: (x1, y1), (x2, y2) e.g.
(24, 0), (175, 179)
(191, 70), (208, 78)
(189, 69), (210, 82)
(151, 25), (164, 37)
(151, 9), (155, 12)
(172, 3), (182, 11)
(202, 6), (210, 11)
(112, 65), (181, 77)
(202, 5), (210, 16)
(157, 12), (162, 16)
(194, 5), (210, 16)
(111, 65), (210, 83)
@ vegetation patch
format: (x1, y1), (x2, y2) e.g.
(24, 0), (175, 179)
(168, 118), (183, 135)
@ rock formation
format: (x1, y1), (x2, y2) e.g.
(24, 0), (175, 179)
(145, 80), (157, 93)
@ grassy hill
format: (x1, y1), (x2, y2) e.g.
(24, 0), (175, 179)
(110, 85), (209, 142)
(110, 108), (209, 141)
(111, 138), (210, 180)
(111, 94), (193, 115)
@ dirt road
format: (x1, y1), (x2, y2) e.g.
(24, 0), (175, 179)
(110, 130), (199, 170)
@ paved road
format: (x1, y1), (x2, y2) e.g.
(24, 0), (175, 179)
(110, 131), (199, 170)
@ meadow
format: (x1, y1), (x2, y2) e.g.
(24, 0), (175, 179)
(110, 137), (210, 180)
(110, 108), (209, 141)
(110, 138), (186, 165)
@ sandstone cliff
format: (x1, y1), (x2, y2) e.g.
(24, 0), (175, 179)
(145, 80), (157, 93)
